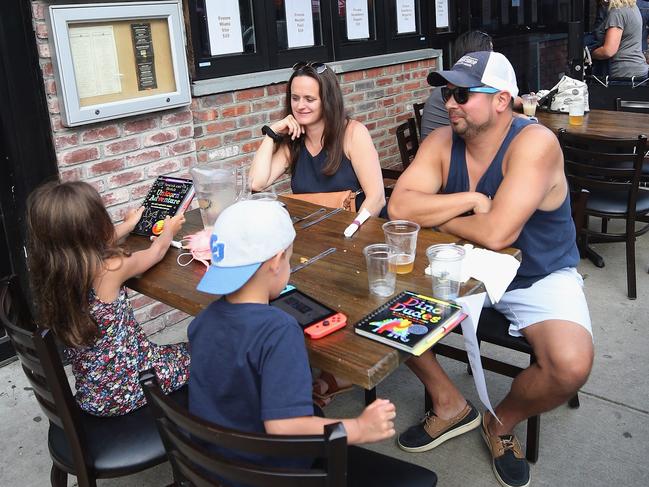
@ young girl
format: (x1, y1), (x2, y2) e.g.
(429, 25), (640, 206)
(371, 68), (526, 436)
(26, 180), (190, 416)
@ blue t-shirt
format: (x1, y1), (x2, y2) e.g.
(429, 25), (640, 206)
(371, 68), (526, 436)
(188, 297), (314, 475)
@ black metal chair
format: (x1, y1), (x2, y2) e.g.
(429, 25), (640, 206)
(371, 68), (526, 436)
(559, 129), (649, 299)
(396, 118), (420, 171)
(413, 102), (425, 138)
(0, 275), (185, 487)
(140, 370), (438, 487)
(615, 98), (649, 184)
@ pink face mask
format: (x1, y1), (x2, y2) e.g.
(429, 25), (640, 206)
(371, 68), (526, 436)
(177, 229), (212, 268)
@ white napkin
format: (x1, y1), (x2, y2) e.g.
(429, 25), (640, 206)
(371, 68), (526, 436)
(425, 244), (520, 303)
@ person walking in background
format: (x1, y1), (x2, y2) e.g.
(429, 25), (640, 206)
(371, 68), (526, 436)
(592, 0), (648, 78)
(26, 180), (190, 416)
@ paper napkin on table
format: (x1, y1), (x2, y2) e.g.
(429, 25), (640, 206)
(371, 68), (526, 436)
(425, 244), (520, 303)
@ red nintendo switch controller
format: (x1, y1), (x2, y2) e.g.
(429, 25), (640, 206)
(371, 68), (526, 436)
(304, 313), (347, 339)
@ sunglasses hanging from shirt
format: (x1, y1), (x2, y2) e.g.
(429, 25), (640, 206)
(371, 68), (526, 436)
(441, 86), (500, 105)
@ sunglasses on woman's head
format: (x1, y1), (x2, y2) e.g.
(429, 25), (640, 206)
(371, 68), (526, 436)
(292, 61), (328, 74)
(441, 85), (500, 105)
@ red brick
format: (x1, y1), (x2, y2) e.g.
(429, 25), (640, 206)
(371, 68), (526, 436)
(236, 114), (264, 128)
(345, 93), (365, 104)
(149, 301), (173, 319)
(164, 309), (190, 326)
(34, 21), (48, 39)
(131, 181), (155, 200)
(385, 65), (403, 75)
(143, 129), (178, 147)
(101, 188), (130, 206)
(404, 81), (420, 91)
(125, 148), (163, 167)
(394, 73), (412, 83)
(146, 159), (182, 177)
(364, 67), (385, 79)
(206, 120), (236, 133)
(342, 71), (364, 82)
(59, 167), (85, 181)
(387, 105), (406, 117)
(129, 294), (156, 309)
(235, 87), (265, 101)
(266, 83), (287, 96)
(161, 110), (193, 127)
(47, 97), (59, 114)
(197, 152), (209, 163)
(268, 108), (285, 120)
(124, 117), (158, 135)
(180, 155), (197, 168)
(221, 105), (251, 117)
(38, 43), (50, 59)
(381, 97), (396, 107)
(241, 140), (262, 153)
(54, 133), (78, 150)
(395, 112), (411, 123)
(193, 109), (218, 122)
(108, 169), (145, 188)
(178, 125), (193, 138)
(81, 125), (120, 143)
(104, 137), (141, 155)
(41, 61), (53, 77)
(88, 158), (125, 177)
(196, 136), (222, 150)
(224, 130), (252, 144)
(201, 93), (234, 107)
(32, 3), (45, 20)
(167, 140), (195, 155)
(252, 98), (282, 111)
(193, 126), (204, 137)
(59, 146), (100, 165)
(140, 316), (165, 335)
(376, 77), (393, 87)
(367, 108), (387, 120)
(395, 93), (413, 104)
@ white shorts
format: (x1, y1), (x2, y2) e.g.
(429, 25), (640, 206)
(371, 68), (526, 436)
(485, 267), (593, 338)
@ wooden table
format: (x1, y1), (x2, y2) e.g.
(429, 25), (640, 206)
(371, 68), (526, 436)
(126, 199), (519, 396)
(536, 108), (649, 139)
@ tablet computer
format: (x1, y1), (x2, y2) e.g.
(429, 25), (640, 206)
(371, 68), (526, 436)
(270, 289), (336, 329)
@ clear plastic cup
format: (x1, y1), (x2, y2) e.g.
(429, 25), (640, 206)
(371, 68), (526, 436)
(363, 243), (397, 297)
(521, 94), (538, 117)
(569, 102), (585, 126)
(382, 220), (420, 275)
(426, 244), (465, 300)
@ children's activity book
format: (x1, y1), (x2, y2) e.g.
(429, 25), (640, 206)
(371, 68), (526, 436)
(132, 176), (194, 236)
(354, 291), (465, 356)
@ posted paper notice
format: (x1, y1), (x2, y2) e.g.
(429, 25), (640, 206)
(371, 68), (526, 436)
(70, 25), (121, 99)
(285, 0), (315, 48)
(346, 0), (370, 40)
(396, 0), (417, 34)
(205, 0), (244, 56)
(435, 0), (449, 28)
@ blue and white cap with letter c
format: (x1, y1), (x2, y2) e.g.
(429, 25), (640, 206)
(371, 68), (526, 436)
(197, 200), (296, 295)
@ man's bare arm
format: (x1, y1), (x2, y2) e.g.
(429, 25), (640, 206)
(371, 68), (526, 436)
(440, 125), (560, 250)
(388, 128), (490, 226)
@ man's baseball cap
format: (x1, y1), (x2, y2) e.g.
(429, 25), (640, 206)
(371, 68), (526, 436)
(197, 200), (296, 295)
(427, 51), (519, 98)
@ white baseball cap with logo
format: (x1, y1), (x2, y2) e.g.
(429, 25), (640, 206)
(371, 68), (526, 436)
(197, 200), (296, 295)
(427, 51), (519, 98)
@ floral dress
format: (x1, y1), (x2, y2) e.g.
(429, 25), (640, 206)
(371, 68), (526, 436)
(64, 287), (190, 416)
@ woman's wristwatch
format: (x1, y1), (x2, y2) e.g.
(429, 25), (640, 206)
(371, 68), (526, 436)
(261, 125), (283, 143)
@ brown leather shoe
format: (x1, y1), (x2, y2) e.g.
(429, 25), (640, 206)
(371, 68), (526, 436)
(398, 400), (481, 452)
(480, 414), (530, 487)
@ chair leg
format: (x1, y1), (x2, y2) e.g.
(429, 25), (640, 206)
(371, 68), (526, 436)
(364, 387), (377, 406)
(50, 465), (67, 487)
(601, 217), (608, 233)
(626, 229), (637, 300)
(525, 415), (540, 463)
(568, 393), (580, 409)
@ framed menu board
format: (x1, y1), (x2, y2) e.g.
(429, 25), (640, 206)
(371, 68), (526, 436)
(48, 1), (190, 127)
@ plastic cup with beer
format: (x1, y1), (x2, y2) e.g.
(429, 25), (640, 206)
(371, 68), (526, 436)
(521, 94), (538, 117)
(382, 220), (420, 274)
(363, 243), (398, 297)
(426, 244), (465, 300)
(569, 101), (585, 126)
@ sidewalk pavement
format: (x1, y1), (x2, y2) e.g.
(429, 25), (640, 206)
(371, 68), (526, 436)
(1, 232), (648, 486)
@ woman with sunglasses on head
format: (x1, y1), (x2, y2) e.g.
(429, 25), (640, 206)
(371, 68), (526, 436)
(249, 61), (386, 218)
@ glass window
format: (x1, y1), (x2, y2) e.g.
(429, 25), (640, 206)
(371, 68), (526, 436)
(272, 0), (324, 51)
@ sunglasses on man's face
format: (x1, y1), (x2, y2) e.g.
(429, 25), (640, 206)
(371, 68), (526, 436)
(441, 86), (500, 105)
(292, 61), (328, 74)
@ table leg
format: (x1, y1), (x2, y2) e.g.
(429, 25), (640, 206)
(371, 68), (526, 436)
(585, 245), (605, 268)
(364, 387), (376, 406)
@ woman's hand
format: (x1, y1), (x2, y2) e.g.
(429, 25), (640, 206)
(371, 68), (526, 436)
(270, 115), (304, 141)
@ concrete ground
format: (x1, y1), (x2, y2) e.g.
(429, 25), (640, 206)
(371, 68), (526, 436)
(2, 224), (649, 486)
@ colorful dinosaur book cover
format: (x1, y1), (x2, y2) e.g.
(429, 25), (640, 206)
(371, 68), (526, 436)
(354, 291), (465, 356)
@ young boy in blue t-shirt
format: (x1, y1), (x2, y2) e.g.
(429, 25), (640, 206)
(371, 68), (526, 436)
(188, 200), (396, 470)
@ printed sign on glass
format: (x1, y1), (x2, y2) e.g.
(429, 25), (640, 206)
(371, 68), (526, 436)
(285, 0), (315, 48)
(396, 0), (416, 34)
(205, 0), (244, 56)
(435, 0), (449, 28)
(346, 0), (370, 40)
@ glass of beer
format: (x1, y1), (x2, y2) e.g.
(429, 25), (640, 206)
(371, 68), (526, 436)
(521, 94), (538, 117)
(382, 220), (420, 274)
(569, 101), (585, 126)
(426, 244), (465, 300)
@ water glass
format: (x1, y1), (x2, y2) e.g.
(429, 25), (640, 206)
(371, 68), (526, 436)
(382, 220), (420, 275)
(363, 244), (397, 297)
(426, 244), (465, 300)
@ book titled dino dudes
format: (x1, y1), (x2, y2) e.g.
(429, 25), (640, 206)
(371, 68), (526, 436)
(132, 176), (194, 236)
(354, 291), (465, 356)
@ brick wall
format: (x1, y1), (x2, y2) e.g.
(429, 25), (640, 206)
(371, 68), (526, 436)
(31, 0), (435, 334)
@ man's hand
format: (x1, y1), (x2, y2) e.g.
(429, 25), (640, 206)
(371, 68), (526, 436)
(354, 398), (396, 443)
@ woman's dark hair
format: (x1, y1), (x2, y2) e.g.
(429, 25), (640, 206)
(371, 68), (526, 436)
(26, 180), (129, 347)
(453, 31), (494, 60)
(284, 64), (348, 176)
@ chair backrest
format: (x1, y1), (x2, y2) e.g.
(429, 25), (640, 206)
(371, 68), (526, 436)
(0, 275), (92, 484)
(413, 102), (425, 137)
(140, 370), (347, 487)
(558, 129), (647, 222)
(615, 97), (649, 113)
(396, 118), (419, 171)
